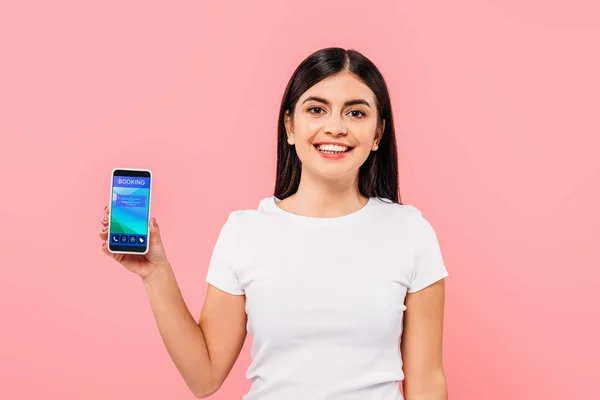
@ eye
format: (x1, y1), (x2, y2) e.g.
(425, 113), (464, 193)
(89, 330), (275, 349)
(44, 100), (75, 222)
(348, 110), (366, 118)
(308, 106), (325, 114)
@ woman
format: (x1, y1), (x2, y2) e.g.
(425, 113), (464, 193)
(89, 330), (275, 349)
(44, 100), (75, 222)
(99, 47), (449, 400)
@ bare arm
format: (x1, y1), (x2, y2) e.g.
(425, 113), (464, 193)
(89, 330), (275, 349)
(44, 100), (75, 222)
(144, 264), (247, 398)
(401, 279), (448, 400)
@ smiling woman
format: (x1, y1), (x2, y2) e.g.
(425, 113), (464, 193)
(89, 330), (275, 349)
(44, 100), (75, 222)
(99, 47), (449, 400)
(276, 48), (398, 203)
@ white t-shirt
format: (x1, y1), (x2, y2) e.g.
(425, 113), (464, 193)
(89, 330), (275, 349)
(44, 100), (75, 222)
(206, 196), (449, 400)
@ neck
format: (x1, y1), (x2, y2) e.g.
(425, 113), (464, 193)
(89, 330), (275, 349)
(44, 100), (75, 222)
(282, 168), (369, 218)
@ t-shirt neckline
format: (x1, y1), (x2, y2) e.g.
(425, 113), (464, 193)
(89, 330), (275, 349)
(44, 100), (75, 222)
(262, 196), (376, 225)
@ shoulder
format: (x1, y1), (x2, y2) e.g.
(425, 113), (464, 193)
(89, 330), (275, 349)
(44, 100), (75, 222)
(369, 198), (441, 241)
(220, 196), (281, 231)
(370, 197), (426, 224)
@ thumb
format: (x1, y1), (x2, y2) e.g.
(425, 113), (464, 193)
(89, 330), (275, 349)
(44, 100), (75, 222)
(149, 217), (162, 245)
(146, 217), (168, 265)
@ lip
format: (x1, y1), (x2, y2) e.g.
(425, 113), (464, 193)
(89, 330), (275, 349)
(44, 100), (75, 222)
(313, 141), (354, 147)
(313, 141), (354, 159)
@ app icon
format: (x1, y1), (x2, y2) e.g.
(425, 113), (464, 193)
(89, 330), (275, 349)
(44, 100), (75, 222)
(111, 234), (120, 243)
(129, 235), (137, 244)
(138, 235), (146, 244)
(120, 235), (128, 243)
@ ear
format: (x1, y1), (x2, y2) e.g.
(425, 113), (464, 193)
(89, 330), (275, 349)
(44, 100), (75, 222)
(283, 110), (294, 144)
(284, 110), (293, 136)
(284, 110), (295, 144)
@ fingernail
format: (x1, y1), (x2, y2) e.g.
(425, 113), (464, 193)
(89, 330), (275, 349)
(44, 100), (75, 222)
(153, 218), (158, 228)
(102, 226), (107, 231)
(104, 206), (108, 211)
(103, 216), (108, 221)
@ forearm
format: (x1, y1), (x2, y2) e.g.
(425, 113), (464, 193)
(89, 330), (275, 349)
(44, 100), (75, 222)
(403, 371), (448, 400)
(143, 263), (215, 397)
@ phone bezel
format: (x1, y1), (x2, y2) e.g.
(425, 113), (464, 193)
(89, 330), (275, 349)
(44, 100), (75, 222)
(107, 167), (152, 255)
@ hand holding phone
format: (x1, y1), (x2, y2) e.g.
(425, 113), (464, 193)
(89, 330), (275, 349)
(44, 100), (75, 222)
(99, 168), (169, 280)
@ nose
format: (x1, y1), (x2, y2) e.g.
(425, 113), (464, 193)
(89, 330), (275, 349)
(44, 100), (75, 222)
(324, 115), (347, 137)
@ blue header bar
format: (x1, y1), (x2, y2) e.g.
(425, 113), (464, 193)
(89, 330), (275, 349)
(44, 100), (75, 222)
(113, 176), (150, 188)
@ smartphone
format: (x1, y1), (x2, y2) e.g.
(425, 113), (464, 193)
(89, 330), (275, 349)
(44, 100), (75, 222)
(107, 168), (152, 255)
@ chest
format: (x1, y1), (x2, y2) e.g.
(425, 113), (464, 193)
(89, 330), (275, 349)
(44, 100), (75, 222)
(235, 224), (414, 344)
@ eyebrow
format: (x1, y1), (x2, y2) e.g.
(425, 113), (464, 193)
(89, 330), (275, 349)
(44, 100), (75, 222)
(301, 96), (371, 108)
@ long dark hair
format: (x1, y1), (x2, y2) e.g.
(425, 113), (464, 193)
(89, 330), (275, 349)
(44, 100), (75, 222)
(274, 47), (401, 204)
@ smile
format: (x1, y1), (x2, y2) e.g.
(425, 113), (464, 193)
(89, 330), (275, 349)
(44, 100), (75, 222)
(313, 143), (354, 159)
(315, 143), (353, 154)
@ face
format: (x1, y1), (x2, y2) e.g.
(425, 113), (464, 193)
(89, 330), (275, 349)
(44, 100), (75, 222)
(285, 71), (385, 181)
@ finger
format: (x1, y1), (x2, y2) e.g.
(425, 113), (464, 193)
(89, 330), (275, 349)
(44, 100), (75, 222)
(101, 241), (120, 261)
(101, 241), (110, 255)
(102, 206), (110, 226)
(99, 226), (108, 241)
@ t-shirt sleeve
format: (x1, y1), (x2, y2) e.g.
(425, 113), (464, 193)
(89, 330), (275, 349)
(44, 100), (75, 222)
(407, 212), (449, 293)
(205, 212), (244, 295)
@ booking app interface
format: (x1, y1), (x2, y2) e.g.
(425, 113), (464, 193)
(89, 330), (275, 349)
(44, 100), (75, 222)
(110, 174), (150, 249)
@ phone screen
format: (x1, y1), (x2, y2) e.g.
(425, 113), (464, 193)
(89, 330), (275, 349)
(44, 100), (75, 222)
(108, 169), (152, 254)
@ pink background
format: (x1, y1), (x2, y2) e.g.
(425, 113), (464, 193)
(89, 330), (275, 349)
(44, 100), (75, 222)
(1, 1), (599, 399)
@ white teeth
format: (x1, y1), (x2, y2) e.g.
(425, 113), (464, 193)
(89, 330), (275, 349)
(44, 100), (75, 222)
(316, 144), (348, 152)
